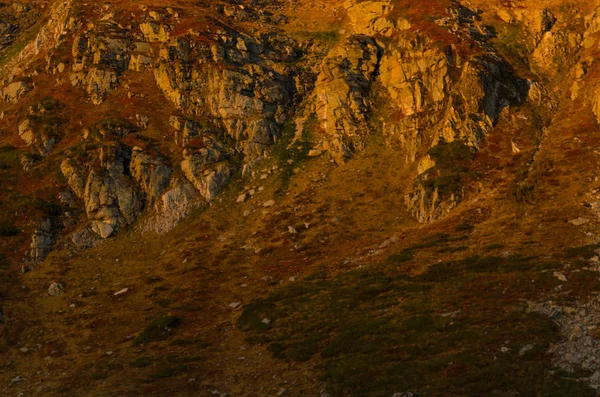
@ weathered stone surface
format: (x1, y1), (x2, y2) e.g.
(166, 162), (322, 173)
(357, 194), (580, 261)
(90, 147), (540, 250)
(2, 1), (73, 75)
(405, 185), (460, 224)
(169, 116), (211, 147)
(28, 219), (55, 264)
(144, 179), (198, 234)
(70, 227), (101, 249)
(70, 67), (118, 105)
(154, 32), (299, 158)
(130, 148), (172, 205)
(181, 139), (235, 201)
(2, 81), (30, 103)
(374, 3), (526, 223)
(529, 296), (600, 383)
(532, 31), (581, 78)
(344, 0), (407, 37)
(315, 35), (381, 162)
(62, 145), (143, 239)
(18, 119), (60, 157)
(140, 21), (170, 42)
(61, 159), (86, 198)
(18, 118), (34, 145)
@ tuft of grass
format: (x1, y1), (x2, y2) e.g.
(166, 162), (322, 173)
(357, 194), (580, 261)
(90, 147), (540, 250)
(455, 222), (474, 232)
(238, 302), (276, 332)
(36, 96), (64, 112)
(0, 253), (8, 267)
(130, 356), (153, 368)
(151, 366), (174, 379)
(272, 114), (315, 196)
(0, 222), (20, 237)
(387, 251), (414, 264)
(563, 244), (600, 260)
(134, 314), (181, 345)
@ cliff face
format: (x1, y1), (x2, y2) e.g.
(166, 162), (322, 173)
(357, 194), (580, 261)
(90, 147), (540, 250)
(2, 1), (600, 396)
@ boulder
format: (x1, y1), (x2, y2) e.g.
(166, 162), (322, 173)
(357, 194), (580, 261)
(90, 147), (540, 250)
(3, 81), (30, 103)
(48, 282), (64, 297)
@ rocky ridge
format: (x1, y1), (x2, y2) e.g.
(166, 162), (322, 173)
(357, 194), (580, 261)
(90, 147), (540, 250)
(0, 0), (563, 253)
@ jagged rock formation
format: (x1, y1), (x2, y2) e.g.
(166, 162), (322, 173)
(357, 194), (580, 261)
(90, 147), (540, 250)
(315, 35), (381, 163)
(60, 117), (204, 240)
(62, 144), (143, 239)
(153, 29), (299, 158)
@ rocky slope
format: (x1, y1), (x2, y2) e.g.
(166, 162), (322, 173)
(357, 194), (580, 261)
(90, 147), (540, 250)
(2, 0), (600, 396)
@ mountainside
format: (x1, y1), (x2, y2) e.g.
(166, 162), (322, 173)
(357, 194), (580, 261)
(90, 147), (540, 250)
(3, 0), (600, 396)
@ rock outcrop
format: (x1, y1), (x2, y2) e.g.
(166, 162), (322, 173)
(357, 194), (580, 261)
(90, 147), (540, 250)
(334, 1), (528, 222)
(1, 0), (73, 77)
(144, 180), (198, 234)
(70, 66), (118, 105)
(315, 35), (381, 162)
(27, 219), (56, 265)
(153, 29), (300, 159)
(180, 137), (235, 201)
(2, 80), (30, 103)
(130, 148), (172, 205)
(6, 0), (570, 263)
(17, 99), (63, 156)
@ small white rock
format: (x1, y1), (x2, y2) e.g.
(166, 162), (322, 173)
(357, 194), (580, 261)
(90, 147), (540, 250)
(553, 272), (568, 282)
(569, 217), (590, 226)
(519, 344), (534, 356)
